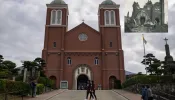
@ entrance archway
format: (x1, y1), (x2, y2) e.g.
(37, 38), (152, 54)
(109, 76), (122, 89)
(155, 17), (160, 25)
(49, 76), (56, 89)
(77, 74), (88, 90)
(73, 64), (92, 89)
(140, 16), (146, 25)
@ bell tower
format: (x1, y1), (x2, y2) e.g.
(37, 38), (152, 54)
(42, 0), (68, 88)
(98, 0), (125, 89)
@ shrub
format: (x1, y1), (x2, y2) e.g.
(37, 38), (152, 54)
(38, 77), (55, 89)
(0, 79), (6, 92)
(0, 79), (30, 96)
(0, 71), (9, 79)
(15, 75), (23, 81)
(115, 80), (122, 89)
(36, 84), (44, 95)
(38, 77), (46, 85)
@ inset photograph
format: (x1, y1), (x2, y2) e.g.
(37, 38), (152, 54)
(124, 0), (168, 33)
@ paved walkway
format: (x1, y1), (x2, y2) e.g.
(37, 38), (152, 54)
(49, 90), (128, 100)
(113, 90), (141, 100)
(25, 90), (141, 100)
(25, 89), (67, 100)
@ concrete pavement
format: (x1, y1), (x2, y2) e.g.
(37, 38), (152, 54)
(26, 89), (66, 100)
(49, 90), (128, 100)
(26, 90), (141, 100)
(113, 90), (141, 100)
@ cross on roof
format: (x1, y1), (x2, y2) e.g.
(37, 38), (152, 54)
(82, 19), (84, 22)
(164, 37), (168, 44)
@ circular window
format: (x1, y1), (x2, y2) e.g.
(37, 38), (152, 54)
(78, 33), (88, 41)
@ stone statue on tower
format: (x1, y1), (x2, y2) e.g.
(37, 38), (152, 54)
(163, 38), (175, 75)
(164, 38), (173, 62)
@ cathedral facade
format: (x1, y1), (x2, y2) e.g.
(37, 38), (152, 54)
(42, 0), (125, 90)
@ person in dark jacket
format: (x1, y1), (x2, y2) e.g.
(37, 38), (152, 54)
(141, 85), (148, 100)
(85, 80), (91, 100)
(90, 80), (97, 100)
(30, 80), (36, 97)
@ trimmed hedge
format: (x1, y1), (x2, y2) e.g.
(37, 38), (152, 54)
(0, 79), (30, 96)
(36, 84), (44, 95)
(0, 71), (9, 78)
(122, 75), (173, 88)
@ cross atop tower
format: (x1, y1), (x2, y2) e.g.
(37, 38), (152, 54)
(82, 19), (84, 22)
(164, 37), (168, 44)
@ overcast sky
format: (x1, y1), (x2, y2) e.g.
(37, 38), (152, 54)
(0, 0), (175, 74)
(124, 0), (168, 23)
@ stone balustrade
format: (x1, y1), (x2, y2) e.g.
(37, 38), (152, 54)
(123, 83), (175, 100)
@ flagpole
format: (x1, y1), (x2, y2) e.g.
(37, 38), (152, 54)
(142, 34), (147, 75)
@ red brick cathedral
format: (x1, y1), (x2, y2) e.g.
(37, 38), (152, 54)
(42, 0), (125, 90)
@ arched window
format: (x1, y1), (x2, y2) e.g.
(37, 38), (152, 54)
(53, 42), (56, 47)
(110, 10), (115, 25)
(56, 10), (62, 25)
(67, 57), (71, 65)
(104, 10), (116, 25)
(110, 42), (112, 47)
(51, 10), (62, 25)
(95, 57), (99, 65)
(104, 10), (110, 25)
(51, 10), (56, 24)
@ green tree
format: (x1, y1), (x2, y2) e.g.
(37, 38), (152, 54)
(160, 61), (168, 75)
(0, 54), (4, 71)
(0, 55), (3, 63)
(22, 61), (36, 81)
(34, 57), (46, 78)
(137, 72), (143, 75)
(22, 58), (46, 81)
(141, 53), (155, 74)
(2, 60), (19, 77)
(34, 57), (46, 71)
(2, 60), (16, 70)
(161, 61), (175, 75)
(0, 56), (19, 79)
(149, 58), (162, 75)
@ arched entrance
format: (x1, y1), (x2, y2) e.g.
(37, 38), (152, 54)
(155, 17), (160, 25)
(49, 76), (56, 89)
(136, 10), (149, 25)
(109, 76), (122, 89)
(140, 16), (146, 25)
(77, 74), (88, 90)
(73, 64), (92, 90)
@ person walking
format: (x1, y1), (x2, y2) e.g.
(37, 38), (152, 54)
(141, 85), (148, 100)
(85, 80), (91, 100)
(147, 85), (153, 100)
(90, 81), (97, 100)
(30, 80), (36, 97)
